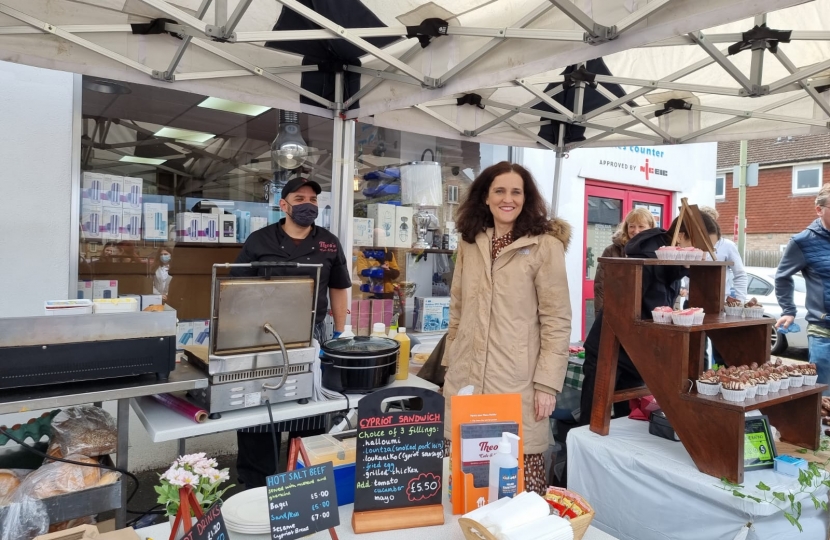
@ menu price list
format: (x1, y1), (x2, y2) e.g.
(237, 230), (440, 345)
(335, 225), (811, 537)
(266, 462), (339, 540)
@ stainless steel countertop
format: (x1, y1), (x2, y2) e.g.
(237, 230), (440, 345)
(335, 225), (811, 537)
(0, 362), (208, 414)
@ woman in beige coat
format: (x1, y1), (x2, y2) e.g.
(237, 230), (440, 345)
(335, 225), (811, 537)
(442, 161), (572, 495)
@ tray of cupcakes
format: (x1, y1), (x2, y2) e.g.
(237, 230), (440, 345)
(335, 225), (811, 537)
(696, 359), (818, 402)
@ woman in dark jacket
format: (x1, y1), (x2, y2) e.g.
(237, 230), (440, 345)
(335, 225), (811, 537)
(594, 208), (655, 313)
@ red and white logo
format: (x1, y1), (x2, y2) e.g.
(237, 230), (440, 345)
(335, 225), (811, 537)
(639, 159), (668, 181)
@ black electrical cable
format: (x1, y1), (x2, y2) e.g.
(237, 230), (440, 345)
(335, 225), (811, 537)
(125, 504), (165, 528)
(0, 427), (140, 504)
(265, 399), (280, 475)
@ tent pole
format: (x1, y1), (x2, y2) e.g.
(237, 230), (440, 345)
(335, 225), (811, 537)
(737, 140), (748, 258)
(749, 14), (767, 88)
(215, 0), (226, 27)
(551, 124), (566, 216)
(331, 71), (355, 274)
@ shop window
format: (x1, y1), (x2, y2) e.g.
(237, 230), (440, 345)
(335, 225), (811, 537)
(351, 123), (508, 335)
(715, 175), (725, 200)
(77, 77), (334, 325)
(792, 164), (823, 194)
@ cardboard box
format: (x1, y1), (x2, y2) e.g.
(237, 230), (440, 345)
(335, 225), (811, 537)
(357, 299), (371, 336)
(93, 280), (118, 299)
(201, 213), (219, 243)
(102, 207), (121, 241)
(395, 206), (414, 248)
(316, 191), (333, 229)
(370, 299), (385, 330)
(219, 213), (237, 243)
(193, 319), (211, 345)
(140, 294), (163, 309)
(367, 203), (396, 248)
(34, 524), (139, 540)
(121, 208), (142, 241)
(77, 280), (93, 300)
(176, 320), (194, 350)
(353, 217), (374, 247)
(81, 172), (104, 207)
(101, 175), (123, 208)
(176, 212), (201, 242)
(122, 176), (143, 209)
(81, 204), (103, 240)
(250, 216), (268, 234)
(414, 297), (451, 332)
(143, 202), (168, 241)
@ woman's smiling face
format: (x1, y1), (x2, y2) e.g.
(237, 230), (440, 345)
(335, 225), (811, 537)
(486, 172), (525, 228)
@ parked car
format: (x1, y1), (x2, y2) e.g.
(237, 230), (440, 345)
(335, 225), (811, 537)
(743, 266), (808, 354)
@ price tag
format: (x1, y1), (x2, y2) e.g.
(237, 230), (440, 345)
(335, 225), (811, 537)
(180, 503), (229, 540)
(744, 415), (777, 471)
(265, 461), (339, 540)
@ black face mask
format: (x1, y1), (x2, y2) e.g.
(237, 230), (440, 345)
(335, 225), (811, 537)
(288, 202), (319, 227)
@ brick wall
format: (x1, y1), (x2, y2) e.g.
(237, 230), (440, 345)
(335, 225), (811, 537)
(746, 233), (793, 251)
(714, 162), (830, 235)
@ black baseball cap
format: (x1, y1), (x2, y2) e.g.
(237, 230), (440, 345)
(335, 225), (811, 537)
(281, 177), (322, 200)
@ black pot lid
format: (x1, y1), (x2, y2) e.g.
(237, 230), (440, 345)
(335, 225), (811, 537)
(322, 336), (399, 356)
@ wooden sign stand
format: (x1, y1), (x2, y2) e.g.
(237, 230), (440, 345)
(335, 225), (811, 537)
(168, 485), (204, 540)
(287, 438), (340, 540)
(670, 198), (717, 261)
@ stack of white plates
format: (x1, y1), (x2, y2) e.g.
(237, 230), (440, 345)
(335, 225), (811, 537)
(223, 487), (271, 535)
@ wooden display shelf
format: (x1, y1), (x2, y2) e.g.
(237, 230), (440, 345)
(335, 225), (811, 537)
(591, 257), (824, 483)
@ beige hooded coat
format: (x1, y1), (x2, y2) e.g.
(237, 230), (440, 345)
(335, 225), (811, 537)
(441, 219), (572, 454)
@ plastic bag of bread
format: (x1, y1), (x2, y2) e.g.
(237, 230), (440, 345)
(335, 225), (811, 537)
(15, 455), (101, 500)
(0, 469), (23, 507)
(0, 495), (49, 540)
(50, 406), (117, 458)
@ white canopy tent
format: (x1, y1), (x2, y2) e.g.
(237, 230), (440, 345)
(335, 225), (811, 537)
(0, 0), (827, 214)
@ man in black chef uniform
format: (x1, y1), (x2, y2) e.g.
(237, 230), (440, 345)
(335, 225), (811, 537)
(231, 177), (351, 488)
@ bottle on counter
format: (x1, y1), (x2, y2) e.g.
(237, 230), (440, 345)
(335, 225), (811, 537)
(394, 327), (410, 380)
(370, 322), (387, 338)
(488, 432), (520, 504)
(339, 324), (356, 339)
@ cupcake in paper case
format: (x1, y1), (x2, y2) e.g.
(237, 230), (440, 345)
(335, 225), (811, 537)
(672, 309), (696, 326)
(721, 378), (748, 402)
(652, 306), (674, 324)
(656, 246), (678, 260)
(744, 376), (758, 399)
(788, 365), (805, 388)
(697, 370), (721, 396)
(777, 367), (791, 390)
(802, 363), (818, 386)
(743, 297), (765, 319)
(724, 306), (745, 318)
(767, 370), (782, 392)
(691, 307), (705, 325)
(754, 373), (770, 396)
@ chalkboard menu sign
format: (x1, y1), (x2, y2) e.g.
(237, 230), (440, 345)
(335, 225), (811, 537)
(354, 386), (445, 512)
(181, 502), (228, 540)
(266, 461), (339, 540)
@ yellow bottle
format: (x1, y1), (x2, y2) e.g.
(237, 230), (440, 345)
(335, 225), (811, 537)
(394, 327), (411, 380)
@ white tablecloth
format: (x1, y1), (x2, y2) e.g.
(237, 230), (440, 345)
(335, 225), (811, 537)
(567, 418), (828, 540)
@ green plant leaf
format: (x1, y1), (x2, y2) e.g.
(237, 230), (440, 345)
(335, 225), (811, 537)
(798, 449), (809, 454)
(811, 495), (821, 510)
(732, 490), (746, 499)
(773, 492), (787, 502)
(756, 481), (771, 491)
(821, 501), (828, 512)
(797, 501), (802, 519)
(747, 495), (763, 503)
(789, 493), (796, 504)
(784, 512), (803, 533)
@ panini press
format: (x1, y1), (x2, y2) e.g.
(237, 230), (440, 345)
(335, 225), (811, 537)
(185, 262), (321, 418)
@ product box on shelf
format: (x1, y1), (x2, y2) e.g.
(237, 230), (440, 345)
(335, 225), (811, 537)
(357, 299), (371, 336)
(121, 208), (142, 241)
(77, 280), (93, 300)
(192, 320), (211, 345)
(219, 213), (237, 244)
(101, 175), (123, 208)
(353, 217), (374, 247)
(122, 177), (143, 209)
(250, 216), (268, 234)
(81, 172), (104, 207)
(141, 294), (163, 310)
(81, 204), (103, 240)
(175, 212), (202, 242)
(370, 299), (385, 330)
(367, 203), (396, 248)
(413, 296), (451, 332)
(394, 206), (414, 248)
(316, 191), (333, 230)
(201, 213), (219, 243)
(93, 280), (118, 300)
(235, 210), (251, 242)
(102, 207), (122, 241)
(143, 202), (168, 241)
(176, 320), (194, 350)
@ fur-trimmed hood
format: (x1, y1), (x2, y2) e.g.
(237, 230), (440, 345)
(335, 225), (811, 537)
(548, 217), (572, 252)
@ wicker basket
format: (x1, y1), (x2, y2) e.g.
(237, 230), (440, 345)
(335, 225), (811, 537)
(458, 491), (595, 540)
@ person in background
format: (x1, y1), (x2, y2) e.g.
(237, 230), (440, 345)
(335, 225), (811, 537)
(231, 177), (351, 488)
(775, 183), (830, 395)
(442, 162), (572, 495)
(699, 206), (748, 302)
(151, 247), (173, 302)
(594, 208), (655, 314)
(99, 242), (120, 262)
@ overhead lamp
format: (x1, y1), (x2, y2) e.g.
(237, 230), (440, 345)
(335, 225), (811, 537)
(197, 97), (270, 116)
(154, 127), (215, 143)
(82, 78), (131, 94)
(401, 161), (443, 249)
(119, 156), (167, 165)
(271, 110), (308, 170)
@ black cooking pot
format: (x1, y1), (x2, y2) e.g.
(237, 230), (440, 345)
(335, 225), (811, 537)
(320, 336), (399, 393)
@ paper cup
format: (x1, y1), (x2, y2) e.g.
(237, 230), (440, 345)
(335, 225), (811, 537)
(756, 383), (770, 396)
(789, 375), (804, 388)
(672, 313), (695, 326)
(692, 311), (705, 325)
(804, 375), (818, 386)
(744, 307), (765, 319)
(745, 385), (758, 399)
(768, 379), (782, 392)
(696, 381), (721, 396)
(724, 306), (744, 318)
(652, 311), (673, 324)
(721, 388), (747, 402)
(779, 378), (790, 390)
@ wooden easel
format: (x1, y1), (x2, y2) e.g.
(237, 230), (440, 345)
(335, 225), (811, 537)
(287, 438), (340, 540)
(168, 485), (204, 540)
(670, 198), (717, 261)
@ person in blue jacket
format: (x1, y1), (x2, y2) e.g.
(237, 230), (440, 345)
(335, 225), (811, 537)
(775, 183), (830, 395)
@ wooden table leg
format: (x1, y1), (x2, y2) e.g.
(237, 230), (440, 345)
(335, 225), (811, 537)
(590, 320), (620, 436)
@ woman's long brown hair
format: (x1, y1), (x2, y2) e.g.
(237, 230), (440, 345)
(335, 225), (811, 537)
(455, 161), (552, 244)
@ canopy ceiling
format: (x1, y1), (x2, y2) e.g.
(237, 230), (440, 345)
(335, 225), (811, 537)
(0, 0), (827, 152)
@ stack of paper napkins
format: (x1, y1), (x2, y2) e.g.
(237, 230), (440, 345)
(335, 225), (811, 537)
(463, 492), (574, 540)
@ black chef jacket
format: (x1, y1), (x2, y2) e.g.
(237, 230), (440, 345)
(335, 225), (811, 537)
(230, 219), (351, 325)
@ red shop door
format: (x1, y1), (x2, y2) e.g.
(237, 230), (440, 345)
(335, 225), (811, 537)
(582, 181), (673, 338)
